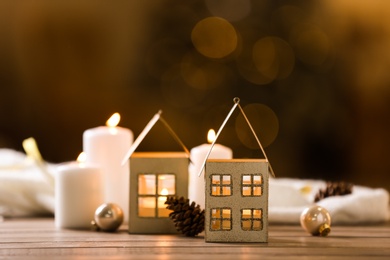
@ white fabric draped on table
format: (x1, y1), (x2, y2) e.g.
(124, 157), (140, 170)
(269, 177), (389, 224)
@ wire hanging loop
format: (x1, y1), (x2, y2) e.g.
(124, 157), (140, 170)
(197, 98), (239, 177)
(197, 97), (275, 177)
(121, 110), (190, 165)
(236, 102), (275, 177)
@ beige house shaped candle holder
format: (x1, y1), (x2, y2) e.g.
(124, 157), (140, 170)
(199, 98), (275, 243)
(122, 111), (190, 234)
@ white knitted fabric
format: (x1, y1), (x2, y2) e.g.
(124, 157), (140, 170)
(269, 178), (390, 224)
(0, 149), (54, 217)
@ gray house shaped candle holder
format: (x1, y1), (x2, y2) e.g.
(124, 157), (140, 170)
(198, 98), (275, 243)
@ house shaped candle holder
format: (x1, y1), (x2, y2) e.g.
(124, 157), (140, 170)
(122, 111), (190, 234)
(198, 98), (275, 243)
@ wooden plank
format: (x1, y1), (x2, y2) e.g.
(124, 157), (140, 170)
(0, 218), (389, 259)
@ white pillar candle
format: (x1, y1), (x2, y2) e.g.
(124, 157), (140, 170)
(188, 129), (232, 209)
(55, 162), (103, 229)
(83, 113), (133, 222)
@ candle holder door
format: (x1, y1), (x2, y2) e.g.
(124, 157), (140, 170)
(125, 111), (190, 234)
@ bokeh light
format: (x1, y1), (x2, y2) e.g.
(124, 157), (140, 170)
(253, 36), (295, 81)
(205, 0), (251, 22)
(180, 51), (231, 90)
(237, 46), (275, 86)
(160, 65), (205, 108)
(235, 103), (279, 149)
(191, 16), (238, 59)
(237, 36), (294, 85)
(272, 5), (304, 37)
(145, 38), (187, 80)
(290, 23), (330, 66)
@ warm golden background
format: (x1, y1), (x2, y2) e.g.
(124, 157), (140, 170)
(1, 0), (389, 191)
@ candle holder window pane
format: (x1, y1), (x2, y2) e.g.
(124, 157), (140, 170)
(211, 208), (232, 231)
(210, 174), (232, 196)
(253, 175), (262, 184)
(242, 174), (263, 197)
(138, 174), (156, 195)
(241, 208), (263, 231)
(157, 196), (170, 217)
(138, 197), (156, 217)
(158, 174), (175, 195)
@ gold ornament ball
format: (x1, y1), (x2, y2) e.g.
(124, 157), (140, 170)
(300, 205), (331, 236)
(94, 203), (124, 232)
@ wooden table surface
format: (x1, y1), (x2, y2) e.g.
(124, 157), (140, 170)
(0, 217), (389, 259)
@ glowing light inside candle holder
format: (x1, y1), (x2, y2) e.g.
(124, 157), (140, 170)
(158, 175), (175, 195)
(138, 174), (156, 195)
(242, 209), (262, 231)
(158, 188), (169, 216)
(138, 174), (175, 218)
(138, 197), (156, 217)
(211, 208), (231, 230)
(160, 188), (169, 196)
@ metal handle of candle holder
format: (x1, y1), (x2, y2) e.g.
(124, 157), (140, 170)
(197, 97), (276, 178)
(122, 110), (190, 165)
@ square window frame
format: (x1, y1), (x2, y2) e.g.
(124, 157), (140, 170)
(137, 172), (177, 218)
(241, 173), (263, 197)
(210, 207), (232, 231)
(240, 208), (263, 231)
(210, 174), (233, 197)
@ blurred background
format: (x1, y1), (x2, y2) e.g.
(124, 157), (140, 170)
(0, 0), (389, 191)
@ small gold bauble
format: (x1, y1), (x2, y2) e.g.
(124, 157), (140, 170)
(93, 203), (124, 232)
(300, 205), (331, 236)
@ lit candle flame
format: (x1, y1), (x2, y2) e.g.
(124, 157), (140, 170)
(160, 188), (169, 195)
(207, 129), (216, 144)
(106, 113), (120, 127)
(77, 152), (86, 163)
(158, 188), (169, 205)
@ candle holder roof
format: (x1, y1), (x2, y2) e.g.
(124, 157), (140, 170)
(198, 97), (275, 178)
(122, 110), (190, 164)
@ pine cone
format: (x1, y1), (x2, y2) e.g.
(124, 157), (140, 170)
(314, 181), (353, 202)
(165, 196), (205, 237)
